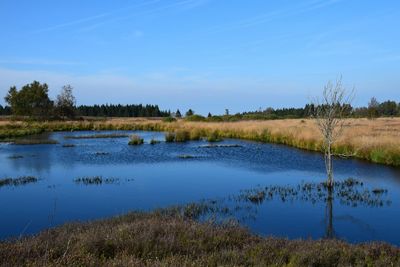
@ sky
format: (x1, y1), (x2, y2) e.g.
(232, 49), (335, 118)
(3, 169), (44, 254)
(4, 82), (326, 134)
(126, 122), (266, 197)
(0, 0), (399, 114)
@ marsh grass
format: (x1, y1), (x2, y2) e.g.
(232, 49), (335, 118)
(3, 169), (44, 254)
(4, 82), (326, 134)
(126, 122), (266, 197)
(206, 130), (223, 142)
(0, 176), (38, 187)
(1, 206), (399, 266)
(128, 134), (144, 145)
(237, 178), (391, 207)
(174, 130), (190, 142)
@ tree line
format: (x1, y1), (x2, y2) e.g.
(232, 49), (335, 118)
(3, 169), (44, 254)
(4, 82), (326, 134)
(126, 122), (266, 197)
(1, 80), (399, 119)
(2, 81), (169, 118)
(241, 100), (399, 119)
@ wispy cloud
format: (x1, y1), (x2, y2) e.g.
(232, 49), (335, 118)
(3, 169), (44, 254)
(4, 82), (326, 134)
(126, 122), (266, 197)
(32, 0), (210, 34)
(0, 59), (83, 66)
(77, 0), (211, 33)
(206, 0), (345, 34)
(31, 0), (161, 34)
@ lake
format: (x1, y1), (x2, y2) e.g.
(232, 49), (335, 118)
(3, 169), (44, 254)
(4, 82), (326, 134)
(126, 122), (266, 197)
(1, 131), (400, 246)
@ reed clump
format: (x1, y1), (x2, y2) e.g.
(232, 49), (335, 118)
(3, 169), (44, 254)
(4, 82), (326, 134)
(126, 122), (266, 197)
(174, 130), (190, 142)
(149, 138), (161, 145)
(165, 132), (175, 142)
(128, 134), (144, 145)
(0, 176), (38, 187)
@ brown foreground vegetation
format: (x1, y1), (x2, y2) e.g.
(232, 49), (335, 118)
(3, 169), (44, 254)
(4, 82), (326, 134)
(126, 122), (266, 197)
(1, 117), (399, 166)
(0, 209), (399, 267)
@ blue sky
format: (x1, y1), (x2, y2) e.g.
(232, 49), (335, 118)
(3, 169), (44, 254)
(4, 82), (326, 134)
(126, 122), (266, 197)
(0, 0), (399, 114)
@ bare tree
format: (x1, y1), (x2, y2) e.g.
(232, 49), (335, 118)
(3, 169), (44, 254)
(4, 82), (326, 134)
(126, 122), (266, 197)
(55, 85), (76, 119)
(313, 77), (354, 189)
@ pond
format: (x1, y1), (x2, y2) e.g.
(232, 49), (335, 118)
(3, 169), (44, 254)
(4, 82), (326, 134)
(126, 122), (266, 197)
(1, 131), (400, 246)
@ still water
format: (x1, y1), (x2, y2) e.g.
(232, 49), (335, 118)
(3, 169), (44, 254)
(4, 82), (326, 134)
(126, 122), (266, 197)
(0, 131), (399, 245)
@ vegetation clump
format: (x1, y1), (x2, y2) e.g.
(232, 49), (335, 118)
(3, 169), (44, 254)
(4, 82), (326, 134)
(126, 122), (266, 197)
(162, 116), (177, 122)
(207, 130), (223, 142)
(7, 154), (24, 159)
(165, 132), (175, 142)
(0, 176), (38, 187)
(174, 130), (190, 142)
(0, 207), (399, 266)
(185, 114), (206, 122)
(95, 152), (109, 156)
(178, 154), (196, 159)
(236, 178), (391, 207)
(199, 144), (242, 148)
(11, 139), (59, 145)
(74, 176), (119, 185)
(128, 134), (144, 145)
(149, 138), (160, 145)
(62, 144), (75, 148)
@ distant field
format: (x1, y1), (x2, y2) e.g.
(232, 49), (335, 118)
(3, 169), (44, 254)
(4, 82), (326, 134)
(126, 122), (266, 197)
(1, 117), (399, 166)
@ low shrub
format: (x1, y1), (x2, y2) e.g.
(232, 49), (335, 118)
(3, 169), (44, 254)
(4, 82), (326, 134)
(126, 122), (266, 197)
(185, 114), (206, 122)
(162, 117), (177, 122)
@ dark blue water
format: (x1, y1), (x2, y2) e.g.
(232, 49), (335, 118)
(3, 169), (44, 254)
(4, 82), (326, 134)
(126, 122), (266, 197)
(1, 131), (399, 245)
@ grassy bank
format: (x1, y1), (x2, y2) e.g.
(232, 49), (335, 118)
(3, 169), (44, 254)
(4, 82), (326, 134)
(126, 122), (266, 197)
(0, 117), (399, 166)
(0, 208), (399, 267)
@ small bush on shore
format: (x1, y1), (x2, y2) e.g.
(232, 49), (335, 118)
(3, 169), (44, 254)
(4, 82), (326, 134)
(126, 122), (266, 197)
(128, 134), (144, 145)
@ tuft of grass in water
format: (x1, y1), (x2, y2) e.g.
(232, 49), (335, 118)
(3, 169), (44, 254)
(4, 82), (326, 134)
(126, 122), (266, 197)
(0, 176), (38, 187)
(65, 133), (129, 139)
(7, 155), (24, 159)
(1, 205), (399, 266)
(74, 176), (119, 185)
(62, 144), (75, 148)
(11, 139), (59, 145)
(165, 132), (175, 142)
(95, 152), (109, 156)
(128, 134), (144, 145)
(207, 130), (223, 142)
(149, 138), (161, 145)
(177, 154), (196, 159)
